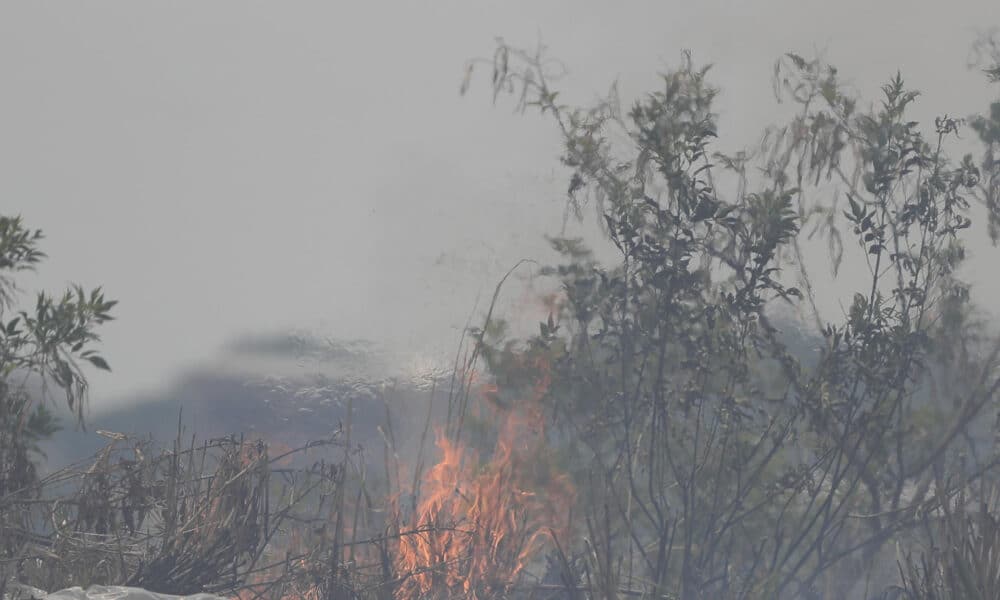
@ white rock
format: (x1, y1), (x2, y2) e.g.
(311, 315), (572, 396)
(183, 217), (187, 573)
(42, 587), (228, 600)
(3, 583), (49, 600)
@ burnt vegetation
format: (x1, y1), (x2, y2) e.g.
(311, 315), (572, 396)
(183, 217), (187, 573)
(4, 31), (1000, 600)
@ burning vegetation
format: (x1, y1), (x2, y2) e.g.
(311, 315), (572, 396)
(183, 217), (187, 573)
(5, 30), (1000, 600)
(395, 404), (574, 599)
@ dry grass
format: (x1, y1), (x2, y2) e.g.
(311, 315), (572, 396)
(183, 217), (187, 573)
(0, 419), (344, 598)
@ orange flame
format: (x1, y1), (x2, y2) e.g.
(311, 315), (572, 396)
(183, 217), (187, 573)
(395, 363), (573, 600)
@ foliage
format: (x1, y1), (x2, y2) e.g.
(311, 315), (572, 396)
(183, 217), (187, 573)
(1, 214), (119, 591)
(456, 31), (1000, 598)
(0, 215), (116, 423)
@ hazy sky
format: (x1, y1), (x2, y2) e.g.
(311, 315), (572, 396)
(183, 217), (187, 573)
(1, 1), (998, 410)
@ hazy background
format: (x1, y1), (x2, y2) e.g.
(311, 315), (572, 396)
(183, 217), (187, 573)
(1, 0), (997, 412)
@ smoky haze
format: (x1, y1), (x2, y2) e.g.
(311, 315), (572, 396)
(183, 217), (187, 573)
(1, 0), (997, 411)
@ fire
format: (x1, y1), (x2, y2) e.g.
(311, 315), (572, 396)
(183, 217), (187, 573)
(226, 351), (572, 600)
(394, 387), (573, 600)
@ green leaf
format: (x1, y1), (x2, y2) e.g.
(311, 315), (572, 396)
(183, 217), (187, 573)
(786, 53), (808, 70)
(847, 194), (863, 220)
(86, 355), (111, 371)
